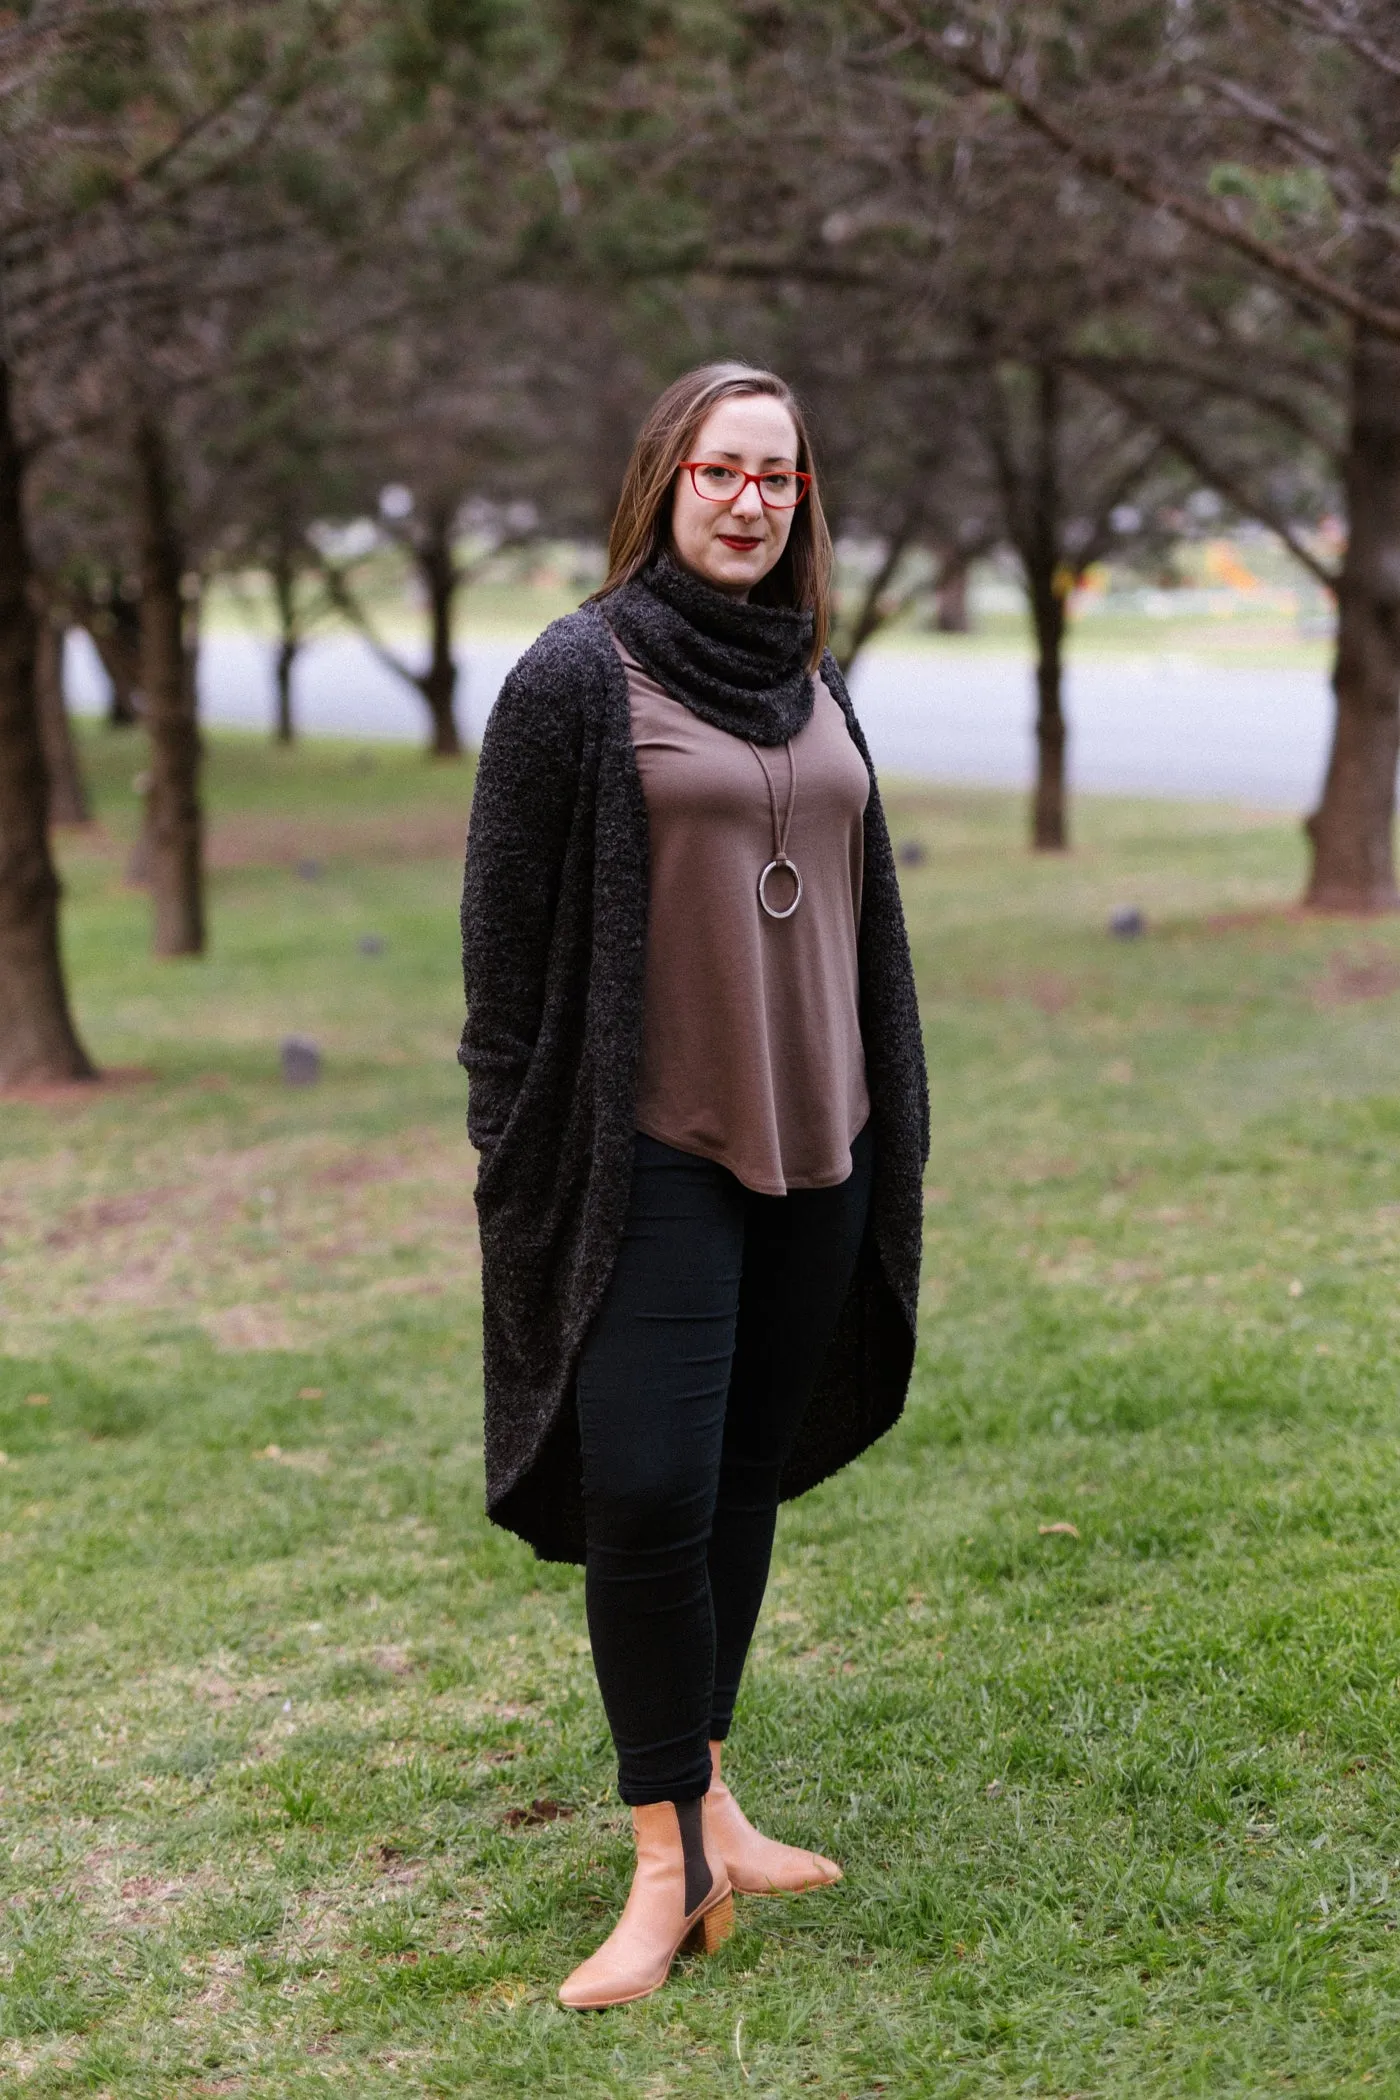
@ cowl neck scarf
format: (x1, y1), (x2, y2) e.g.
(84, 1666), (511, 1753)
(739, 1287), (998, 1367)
(602, 551), (815, 747)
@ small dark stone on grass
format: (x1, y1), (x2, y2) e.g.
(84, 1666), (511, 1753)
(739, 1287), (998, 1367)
(1110, 907), (1145, 939)
(898, 839), (927, 868)
(296, 859), (323, 881)
(281, 1036), (321, 1086)
(357, 934), (385, 956)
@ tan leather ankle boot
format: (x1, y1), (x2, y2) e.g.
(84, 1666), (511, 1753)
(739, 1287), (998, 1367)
(557, 1797), (734, 2010)
(705, 1741), (842, 1895)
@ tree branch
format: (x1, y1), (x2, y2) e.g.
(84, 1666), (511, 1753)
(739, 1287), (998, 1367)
(1083, 370), (1340, 586)
(1065, 352), (1342, 462)
(1194, 70), (1376, 197)
(1072, 436), (1170, 572)
(1258, 0), (1400, 86)
(312, 553), (424, 694)
(836, 508), (923, 670)
(883, 4), (1400, 344)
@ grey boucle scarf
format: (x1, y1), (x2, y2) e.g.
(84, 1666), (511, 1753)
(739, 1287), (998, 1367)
(601, 552), (814, 746)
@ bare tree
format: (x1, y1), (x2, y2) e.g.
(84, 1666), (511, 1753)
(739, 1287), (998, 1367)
(0, 346), (94, 1083)
(889, 0), (1400, 906)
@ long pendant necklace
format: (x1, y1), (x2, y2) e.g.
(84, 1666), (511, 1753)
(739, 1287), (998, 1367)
(748, 739), (801, 919)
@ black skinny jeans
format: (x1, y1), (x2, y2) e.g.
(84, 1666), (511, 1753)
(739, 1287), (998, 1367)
(576, 1125), (873, 1806)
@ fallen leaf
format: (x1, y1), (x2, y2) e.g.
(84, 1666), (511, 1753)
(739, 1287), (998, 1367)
(985, 1780), (1003, 1798)
(1038, 1521), (1080, 1539)
(23, 1394), (50, 1408)
(256, 1443), (329, 1473)
(298, 1386), (324, 1400)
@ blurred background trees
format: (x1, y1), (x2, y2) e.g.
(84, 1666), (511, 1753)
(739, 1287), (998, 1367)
(1, 0), (1389, 1082)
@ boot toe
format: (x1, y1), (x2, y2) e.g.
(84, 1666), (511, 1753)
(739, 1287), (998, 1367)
(557, 1957), (658, 2010)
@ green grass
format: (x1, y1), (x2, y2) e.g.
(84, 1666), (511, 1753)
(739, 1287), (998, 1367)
(4, 723), (1400, 2096)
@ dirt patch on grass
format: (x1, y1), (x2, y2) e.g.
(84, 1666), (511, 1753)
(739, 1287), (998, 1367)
(46, 1186), (183, 1248)
(3, 1127), (477, 1347)
(2, 1066), (156, 1108)
(205, 1306), (301, 1352)
(977, 972), (1081, 1015)
(58, 808), (471, 873)
(1198, 906), (1309, 937)
(207, 810), (469, 870)
(1310, 949), (1400, 1007)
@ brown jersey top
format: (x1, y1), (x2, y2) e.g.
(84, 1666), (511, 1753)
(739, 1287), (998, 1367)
(617, 637), (870, 1195)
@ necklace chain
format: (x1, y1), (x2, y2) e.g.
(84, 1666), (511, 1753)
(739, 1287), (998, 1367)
(748, 740), (802, 919)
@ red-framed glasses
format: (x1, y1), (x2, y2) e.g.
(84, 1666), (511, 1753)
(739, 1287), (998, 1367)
(679, 460), (812, 510)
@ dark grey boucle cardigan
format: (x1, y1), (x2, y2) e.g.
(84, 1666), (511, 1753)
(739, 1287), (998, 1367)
(459, 601), (929, 1563)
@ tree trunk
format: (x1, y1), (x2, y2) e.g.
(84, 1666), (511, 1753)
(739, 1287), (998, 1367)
(35, 612), (89, 825)
(934, 558), (971, 633)
(1304, 318), (1400, 909)
(1301, 59), (1400, 910)
(1029, 562), (1070, 852)
(85, 579), (143, 726)
(1027, 366), (1069, 852)
(0, 356), (95, 1085)
(415, 516), (462, 757)
(135, 415), (204, 956)
(270, 541), (298, 744)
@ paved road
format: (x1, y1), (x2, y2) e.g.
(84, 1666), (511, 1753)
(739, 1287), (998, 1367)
(67, 628), (1337, 810)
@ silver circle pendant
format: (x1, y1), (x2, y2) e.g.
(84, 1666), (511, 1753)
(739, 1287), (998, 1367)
(758, 856), (802, 920)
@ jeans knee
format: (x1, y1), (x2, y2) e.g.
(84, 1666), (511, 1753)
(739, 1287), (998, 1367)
(584, 1464), (712, 1557)
(715, 1448), (785, 1518)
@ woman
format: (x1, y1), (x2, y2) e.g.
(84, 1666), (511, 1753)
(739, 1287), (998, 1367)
(460, 362), (928, 2009)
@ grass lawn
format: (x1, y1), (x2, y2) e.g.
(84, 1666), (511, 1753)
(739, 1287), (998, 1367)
(4, 722), (1400, 2098)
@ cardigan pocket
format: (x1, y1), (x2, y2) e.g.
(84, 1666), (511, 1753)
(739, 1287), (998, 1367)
(472, 1033), (572, 1215)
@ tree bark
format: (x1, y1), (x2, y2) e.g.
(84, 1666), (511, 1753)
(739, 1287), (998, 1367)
(1027, 366), (1069, 852)
(270, 539), (298, 744)
(134, 415), (204, 956)
(1304, 314), (1400, 909)
(0, 356), (95, 1085)
(93, 581), (143, 726)
(1029, 561), (1070, 852)
(415, 512), (462, 757)
(35, 611), (89, 825)
(934, 558), (971, 633)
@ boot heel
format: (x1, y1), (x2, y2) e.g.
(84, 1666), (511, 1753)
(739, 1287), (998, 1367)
(683, 1890), (734, 1956)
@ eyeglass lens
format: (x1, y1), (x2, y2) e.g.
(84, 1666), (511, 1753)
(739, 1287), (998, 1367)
(686, 463), (807, 508)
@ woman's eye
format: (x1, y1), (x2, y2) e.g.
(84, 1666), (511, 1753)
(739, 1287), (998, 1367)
(761, 475), (793, 494)
(700, 466), (738, 486)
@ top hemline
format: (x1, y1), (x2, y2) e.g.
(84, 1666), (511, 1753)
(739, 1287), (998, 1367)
(633, 1114), (869, 1198)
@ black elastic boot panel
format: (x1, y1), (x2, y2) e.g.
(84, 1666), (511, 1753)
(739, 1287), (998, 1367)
(674, 1797), (713, 1916)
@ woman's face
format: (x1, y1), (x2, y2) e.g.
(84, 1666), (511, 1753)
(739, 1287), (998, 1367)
(669, 394), (801, 596)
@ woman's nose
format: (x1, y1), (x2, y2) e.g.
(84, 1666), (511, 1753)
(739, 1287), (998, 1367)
(731, 480), (764, 519)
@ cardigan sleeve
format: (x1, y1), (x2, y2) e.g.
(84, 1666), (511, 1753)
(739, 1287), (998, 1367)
(459, 659), (583, 1154)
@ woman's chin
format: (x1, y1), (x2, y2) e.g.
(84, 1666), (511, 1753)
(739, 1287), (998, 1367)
(692, 552), (767, 595)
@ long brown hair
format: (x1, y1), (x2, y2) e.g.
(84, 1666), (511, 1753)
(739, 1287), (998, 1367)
(591, 361), (833, 669)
